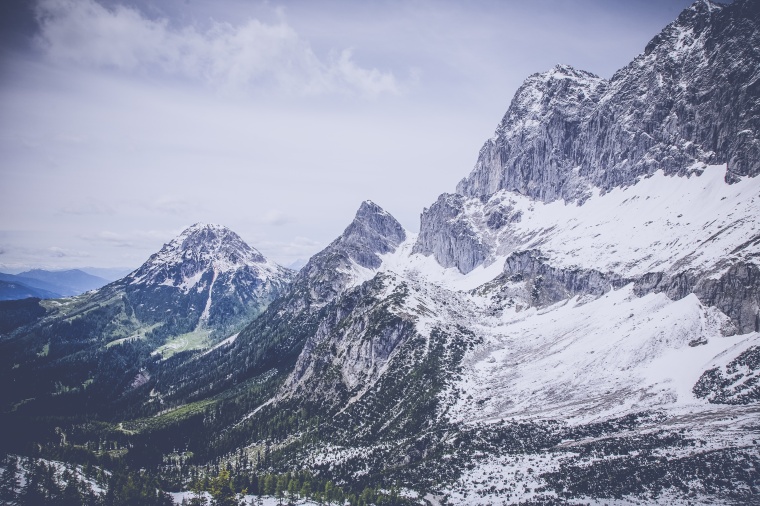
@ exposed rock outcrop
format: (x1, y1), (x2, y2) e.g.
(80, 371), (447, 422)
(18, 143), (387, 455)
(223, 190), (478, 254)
(457, 0), (760, 202)
(412, 194), (488, 274)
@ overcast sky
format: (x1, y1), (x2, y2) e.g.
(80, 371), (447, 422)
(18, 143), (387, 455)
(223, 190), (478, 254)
(0, 0), (697, 272)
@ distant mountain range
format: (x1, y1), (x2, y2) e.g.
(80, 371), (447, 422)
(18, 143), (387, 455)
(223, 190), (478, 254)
(0, 269), (110, 300)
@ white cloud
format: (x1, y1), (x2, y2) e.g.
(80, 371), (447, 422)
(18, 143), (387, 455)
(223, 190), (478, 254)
(144, 196), (204, 216)
(33, 0), (400, 97)
(257, 210), (290, 227)
(59, 198), (115, 215)
(49, 246), (91, 258)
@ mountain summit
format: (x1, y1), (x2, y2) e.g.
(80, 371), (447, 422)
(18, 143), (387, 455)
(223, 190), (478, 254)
(457, 0), (760, 202)
(117, 223), (293, 332)
(126, 223), (272, 289)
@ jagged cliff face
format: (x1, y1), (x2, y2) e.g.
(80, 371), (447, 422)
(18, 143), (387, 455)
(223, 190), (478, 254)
(456, 64), (606, 202)
(411, 193), (488, 274)
(456, 0), (760, 202)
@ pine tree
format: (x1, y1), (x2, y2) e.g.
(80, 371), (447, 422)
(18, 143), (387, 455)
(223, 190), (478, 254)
(189, 476), (208, 506)
(60, 470), (83, 506)
(275, 474), (288, 505)
(18, 461), (45, 506)
(209, 468), (241, 506)
(299, 480), (312, 499)
(0, 455), (19, 504)
(324, 481), (335, 506)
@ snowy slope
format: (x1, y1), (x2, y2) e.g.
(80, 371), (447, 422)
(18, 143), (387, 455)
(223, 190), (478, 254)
(296, 157), (759, 420)
(468, 164), (759, 278)
(308, 162), (758, 425)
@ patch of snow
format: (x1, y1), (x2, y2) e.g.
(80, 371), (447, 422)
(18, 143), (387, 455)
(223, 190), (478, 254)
(445, 283), (758, 424)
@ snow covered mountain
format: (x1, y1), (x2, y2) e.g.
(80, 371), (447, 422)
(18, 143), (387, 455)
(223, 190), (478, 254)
(185, 1), (757, 503)
(0, 224), (294, 418)
(1, 1), (758, 505)
(116, 223), (293, 331)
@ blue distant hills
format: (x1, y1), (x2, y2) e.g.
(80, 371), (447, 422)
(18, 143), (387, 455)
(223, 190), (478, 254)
(0, 269), (112, 300)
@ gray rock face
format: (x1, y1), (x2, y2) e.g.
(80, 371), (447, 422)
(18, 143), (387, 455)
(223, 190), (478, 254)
(296, 200), (406, 305)
(339, 200), (407, 269)
(412, 193), (488, 274)
(696, 263), (760, 334)
(457, 65), (606, 202)
(457, 0), (760, 202)
(500, 250), (625, 307)
(634, 263), (760, 334)
(286, 273), (415, 407)
(472, 250), (631, 315)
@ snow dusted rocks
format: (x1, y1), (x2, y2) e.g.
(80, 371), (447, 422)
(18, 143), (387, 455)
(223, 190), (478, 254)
(125, 223), (269, 288)
(117, 223), (293, 331)
(456, 64), (606, 202)
(412, 193), (488, 274)
(457, 0), (760, 203)
(295, 200), (406, 305)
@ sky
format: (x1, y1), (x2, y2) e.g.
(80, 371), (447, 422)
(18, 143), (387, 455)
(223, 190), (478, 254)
(0, 0), (698, 272)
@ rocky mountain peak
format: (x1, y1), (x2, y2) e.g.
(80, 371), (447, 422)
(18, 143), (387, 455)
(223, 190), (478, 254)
(681, 0), (723, 22)
(643, 0), (723, 57)
(456, 62), (606, 201)
(125, 223), (270, 288)
(329, 201), (406, 270)
(174, 222), (266, 264)
(113, 223), (292, 331)
(492, 64), (605, 142)
(456, 0), (760, 203)
(345, 200), (406, 247)
(291, 201), (407, 307)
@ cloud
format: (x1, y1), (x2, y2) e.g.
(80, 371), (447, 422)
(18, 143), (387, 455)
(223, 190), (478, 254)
(257, 210), (290, 227)
(33, 0), (400, 97)
(48, 246), (90, 258)
(144, 196), (202, 216)
(79, 230), (133, 248)
(59, 198), (115, 215)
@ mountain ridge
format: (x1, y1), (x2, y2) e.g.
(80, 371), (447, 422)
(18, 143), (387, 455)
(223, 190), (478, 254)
(456, 0), (760, 203)
(1, 2), (759, 505)
(0, 268), (110, 298)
